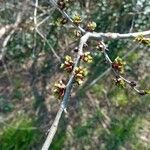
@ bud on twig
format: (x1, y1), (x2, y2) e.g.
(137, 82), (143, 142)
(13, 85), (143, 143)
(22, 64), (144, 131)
(112, 56), (126, 74)
(82, 52), (93, 63)
(86, 21), (97, 31)
(130, 81), (137, 87)
(135, 35), (150, 46)
(57, 0), (69, 10)
(53, 80), (66, 99)
(74, 67), (88, 85)
(138, 90), (147, 96)
(113, 77), (125, 87)
(61, 55), (74, 73)
(72, 14), (82, 25)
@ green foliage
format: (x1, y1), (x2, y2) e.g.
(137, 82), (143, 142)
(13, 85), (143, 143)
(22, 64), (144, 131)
(0, 115), (41, 150)
(51, 131), (66, 150)
(110, 89), (128, 107)
(105, 116), (136, 150)
(0, 96), (14, 112)
(12, 89), (23, 100)
(74, 110), (104, 139)
(91, 84), (104, 98)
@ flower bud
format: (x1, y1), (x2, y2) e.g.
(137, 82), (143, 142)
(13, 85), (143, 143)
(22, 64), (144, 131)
(72, 14), (82, 25)
(135, 35), (150, 46)
(82, 52), (93, 63)
(96, 41), (104, 51)
(130, 81), (137, 87)
(74, 67), (88, 85)
(138, 90), (147, 96)
(57, 0), (69, 10)
(53, 80), (66, 99)
(61, 55), (74, 73)
(112, 56), (126, 74)
(113, 77), (125, 87)
(86, 21), (97, 31)
(74, 30), (82, 37)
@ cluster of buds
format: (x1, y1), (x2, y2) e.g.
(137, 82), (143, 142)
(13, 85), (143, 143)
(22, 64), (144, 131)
(86, 21), (97, 31)
(135, 35), (150, 46)
(112, 56), (126, 74)
(96, 41), (105, 51)
(113, 77), (125, 88)
(74, 67), (88, 85)
(138, 90), (150, 96)
(57, 0), (69, 10)
(56, 17), (68, 26)
(129, 81), (137, 87)
(59, 17), (68, 25)
(73, 29), (82, 37)
(72, 14), (82, 25)
(53, 80), (66, 99)
(61, 55), (74, 73)
(82, 52), (93, 63)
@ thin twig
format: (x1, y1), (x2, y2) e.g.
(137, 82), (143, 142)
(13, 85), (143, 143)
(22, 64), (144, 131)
(33, 0), (38, 57)
(101, 41), (147, 95)
(0, 0), (30, 60)
(87, 43), (141, 89)
(36, 29), (62, 63)
(49, 0), (86, 33)
(50, 0), (150, 39)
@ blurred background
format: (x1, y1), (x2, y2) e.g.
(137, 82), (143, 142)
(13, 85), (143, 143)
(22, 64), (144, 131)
(0, 0), (150, 149)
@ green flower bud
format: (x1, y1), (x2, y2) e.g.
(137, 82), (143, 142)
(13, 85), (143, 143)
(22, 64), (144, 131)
(72, 14), (82, 25)
(86, 21), (97, 31)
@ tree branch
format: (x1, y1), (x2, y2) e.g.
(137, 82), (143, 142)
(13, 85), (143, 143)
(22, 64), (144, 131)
(85, 30), (150, 40)
(41, 32), (89, 150)
(49, 0), (150, 40)
(41, 1), (150, 149)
